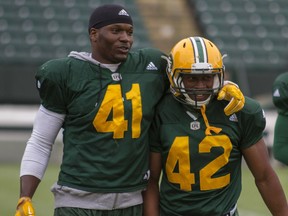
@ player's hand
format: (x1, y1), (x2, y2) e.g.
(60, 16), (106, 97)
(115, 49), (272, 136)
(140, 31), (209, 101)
(217, 80), (245, 116)
(15, 197), (35, 216)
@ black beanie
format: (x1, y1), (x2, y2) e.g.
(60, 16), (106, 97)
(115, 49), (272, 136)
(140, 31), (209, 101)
(88, 4), (133, 32)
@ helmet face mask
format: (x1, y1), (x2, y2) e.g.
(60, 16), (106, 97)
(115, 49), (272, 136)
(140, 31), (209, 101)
(166, 37), (225, 109)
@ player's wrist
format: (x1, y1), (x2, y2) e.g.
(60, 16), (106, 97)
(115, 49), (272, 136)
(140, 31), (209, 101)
(15, 197), (35, 216)
(17, 197), (32, 205)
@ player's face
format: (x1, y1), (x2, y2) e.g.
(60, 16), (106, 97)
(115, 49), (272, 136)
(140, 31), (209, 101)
(182, 74), (214, 101)
(90, 23), (133, 64)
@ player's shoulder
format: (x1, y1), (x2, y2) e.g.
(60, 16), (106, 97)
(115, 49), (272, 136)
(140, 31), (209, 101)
(241, 96), (263, 114)
(137, 47), (165, 57)
(237, 96), (266, 126)
(41, 56), (82, 71)
(156, 92), (179, 112)
(126, 48), (168, 77)
(273, 72), (288, 86)
(129, 48), (166, 62)
(37, 56), (84, 79)
(38, 57), (70, 76)
(272, 72), (288, 113)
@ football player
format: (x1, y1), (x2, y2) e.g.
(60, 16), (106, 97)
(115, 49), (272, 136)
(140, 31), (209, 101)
(143, 36), (288, 216)
(272, 72), (288, 166)
(15, 5), (245, 216)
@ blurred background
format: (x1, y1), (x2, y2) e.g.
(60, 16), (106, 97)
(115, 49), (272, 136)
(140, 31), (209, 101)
(0, 0), (287, 215)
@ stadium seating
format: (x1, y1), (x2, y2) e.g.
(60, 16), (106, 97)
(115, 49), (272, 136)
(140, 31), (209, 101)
(0, 0), (151, 103)
(189, 0), (288, 97)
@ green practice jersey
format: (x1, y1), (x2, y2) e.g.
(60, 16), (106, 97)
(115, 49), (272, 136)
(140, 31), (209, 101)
(272, 72), (288, 165)
(35, 48), (169, 193)
(150, 94), (266, 215)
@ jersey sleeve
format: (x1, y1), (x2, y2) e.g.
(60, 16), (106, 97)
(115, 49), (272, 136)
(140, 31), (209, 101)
(139, 48), (170, 91)
(238, 97), (266, 149)
(35, 58), (68, 114)
(149, 114), (162, 153)
(272, 72), (288, 115)
(149, 93), (171, 153)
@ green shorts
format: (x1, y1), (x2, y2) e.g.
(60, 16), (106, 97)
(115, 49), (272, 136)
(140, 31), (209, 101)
(54, 204), (143, 216)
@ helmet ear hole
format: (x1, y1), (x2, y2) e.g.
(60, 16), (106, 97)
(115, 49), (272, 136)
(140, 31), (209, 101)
(167, 36), (225, 108)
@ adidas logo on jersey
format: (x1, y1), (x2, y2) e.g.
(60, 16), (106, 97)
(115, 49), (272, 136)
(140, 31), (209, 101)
(229, 114), (238, 122)
(273, 88), (280, 97)
(118, 9), (130, 16)
(146, 62), (158, 70)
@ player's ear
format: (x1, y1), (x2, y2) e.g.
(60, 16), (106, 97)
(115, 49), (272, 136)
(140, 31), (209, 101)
(89, 28), (99, 42)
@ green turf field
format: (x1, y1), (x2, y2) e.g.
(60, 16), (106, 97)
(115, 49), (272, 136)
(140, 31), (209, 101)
(1, 164), (287, 216)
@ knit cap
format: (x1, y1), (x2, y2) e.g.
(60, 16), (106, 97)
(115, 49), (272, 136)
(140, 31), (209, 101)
(88, 4), (133, 32)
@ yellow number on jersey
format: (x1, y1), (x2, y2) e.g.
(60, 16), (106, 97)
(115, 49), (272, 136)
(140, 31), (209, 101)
(93, 84), (142, 139)
(199, 135), (232, 190)
(166, 135), (232, 191)
(166, 137), (195, 191)
(126, 84), (142, 138)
